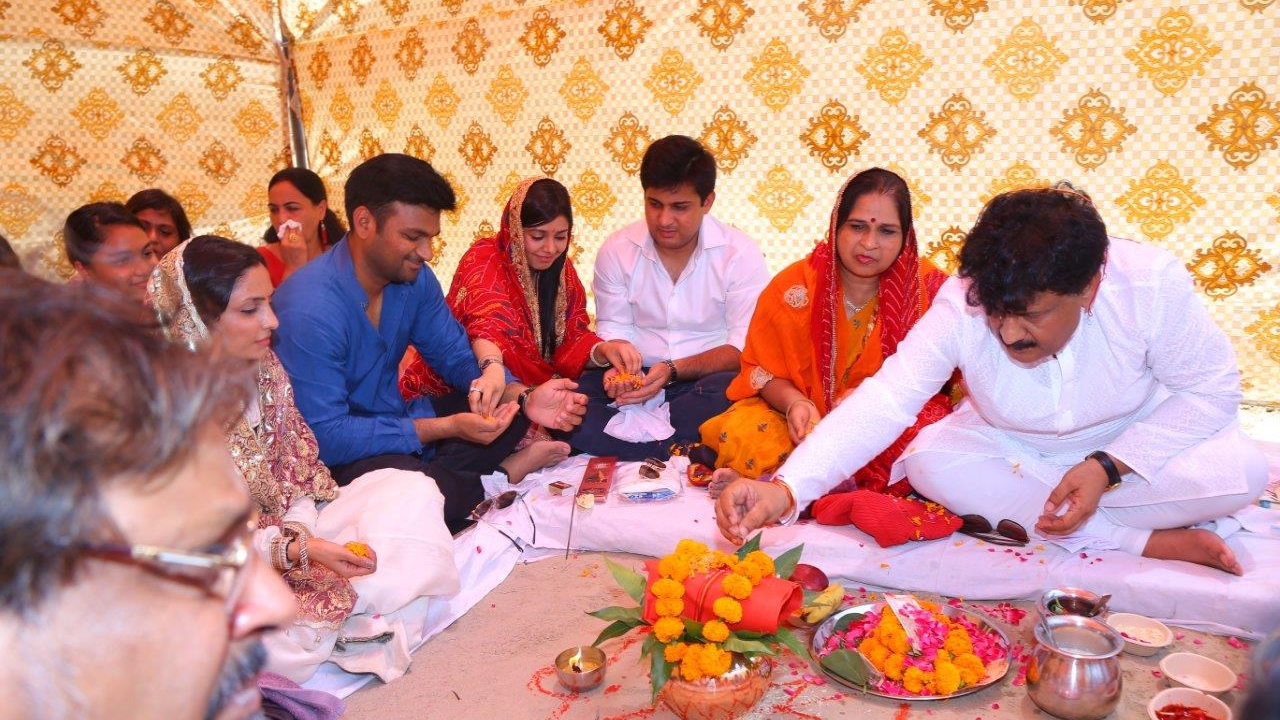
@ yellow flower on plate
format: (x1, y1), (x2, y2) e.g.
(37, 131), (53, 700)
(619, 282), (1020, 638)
(954, 653), (985, 685)
(655, 597), (684, 618)
(721, 573), (752, 600)
(702, 619), (730, 643)
(654, 616), (685, 643)
(675, 539), (708, 558)
(679, 644), (705, 681)
(903, 665), (928, 693)
(933, 661), (962, 695)
(884, 652), (906, 681)
(712, 596), (743, 624)
(943, 628), (973, 656)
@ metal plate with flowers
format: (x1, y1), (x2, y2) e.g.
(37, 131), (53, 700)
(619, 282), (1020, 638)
(809, 602), (1013, 700)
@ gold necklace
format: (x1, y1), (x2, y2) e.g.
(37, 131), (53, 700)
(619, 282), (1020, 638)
(843, 296), (877, 329)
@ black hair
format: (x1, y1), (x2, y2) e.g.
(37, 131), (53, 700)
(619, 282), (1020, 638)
(0, 233), (19, 271)
(639, 135), (716, 202)
(344, 153), (456, 229)
(125, 188), (193, 242)
(62, 202), (146, 266)
(262, 167), (346, 246)
(521, 179), (574, 357)
(835, 167), (913, 240)
(958, 187), (1108, 316)
(182, 235), (267, 326)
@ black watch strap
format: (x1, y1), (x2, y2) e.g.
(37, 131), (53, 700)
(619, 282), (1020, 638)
(1087, 451), (1123, 490)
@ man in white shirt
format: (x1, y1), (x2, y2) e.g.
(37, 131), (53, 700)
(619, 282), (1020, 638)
(569, 135), (770, 460)
(717, 185), (1268, 575)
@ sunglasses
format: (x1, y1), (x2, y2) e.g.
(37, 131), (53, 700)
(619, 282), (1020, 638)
(470, 490), (536, 550)
(958, 514), (1029, 547)
(638, 457), (666, 480)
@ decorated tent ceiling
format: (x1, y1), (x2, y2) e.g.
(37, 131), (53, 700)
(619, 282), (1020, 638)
(1, 0), (1278, 404)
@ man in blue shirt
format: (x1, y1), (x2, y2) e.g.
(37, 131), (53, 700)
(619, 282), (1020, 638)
(274, 153), (587, 532)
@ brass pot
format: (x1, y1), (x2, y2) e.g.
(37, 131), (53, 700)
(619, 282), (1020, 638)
(660, 654), (773, 720)
(1027, 615), (1123, 720)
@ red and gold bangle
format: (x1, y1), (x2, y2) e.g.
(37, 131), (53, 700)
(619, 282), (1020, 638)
(765, 476), (797, 519)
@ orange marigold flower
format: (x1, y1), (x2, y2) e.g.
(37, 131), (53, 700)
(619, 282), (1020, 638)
(679, 648), (705, 681)
(702, 619), (730, 643)
(933, 661), (962, 695)
(954, 653), (985, 685)
(655, 597), (684, 618)
(884, 652), (907, 681)
(902, 666), (928, 694)
(658, 554), (691, 582)
(720, 573), (752, 600)
(697, 644), (732, 677)
(651, 578), (685, 599)
(664, 642), (688, 663)
(675, 539), (708, 558)
(654, 616), (685, 643)
(712, 596), (743, 624)
(743, 551), (775, 576)
(943, 629), (973, 656)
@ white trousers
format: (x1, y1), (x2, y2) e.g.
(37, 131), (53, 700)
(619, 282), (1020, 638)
(902, 434), (1269, 556)
(264, 468), (459, 683)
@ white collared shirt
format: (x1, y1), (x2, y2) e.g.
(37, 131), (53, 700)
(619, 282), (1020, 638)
(592, 215), (769, 366)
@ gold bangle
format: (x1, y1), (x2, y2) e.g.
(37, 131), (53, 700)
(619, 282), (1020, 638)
(784, 397), (816, 418)
(766, 476), (797, 519)
(589, 342), (606, 367)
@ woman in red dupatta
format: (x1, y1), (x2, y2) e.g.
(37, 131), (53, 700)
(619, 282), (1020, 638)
(402, 177), (640, 398)
(700, 168), (954, 497)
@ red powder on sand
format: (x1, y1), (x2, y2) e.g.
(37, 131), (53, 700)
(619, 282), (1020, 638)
(604, 684), (621, 694)
(895, 703), (911, 720)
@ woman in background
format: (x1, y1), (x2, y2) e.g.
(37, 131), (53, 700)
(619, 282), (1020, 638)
(63, 201), (157, 312)
(126, 188), (192, 256)
(259, 167), (346, 286)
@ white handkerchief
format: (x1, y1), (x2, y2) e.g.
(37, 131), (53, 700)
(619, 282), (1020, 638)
(604, 391), (675, 442)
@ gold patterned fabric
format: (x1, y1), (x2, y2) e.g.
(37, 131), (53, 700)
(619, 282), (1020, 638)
(2, 0), (1277, 404)
(278, 0), (1278, 405)
(0, 0), (286, 277)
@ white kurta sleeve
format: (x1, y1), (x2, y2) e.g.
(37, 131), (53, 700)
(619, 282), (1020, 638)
(591, 237), (635, 344)
(777, 278), (967, 522)
(722, 242), (770, 351)
(1101, 255), (1241, 481)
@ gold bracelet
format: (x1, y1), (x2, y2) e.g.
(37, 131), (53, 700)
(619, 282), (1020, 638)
(784, 397), (816, 418)
(766, 476), (797, 519)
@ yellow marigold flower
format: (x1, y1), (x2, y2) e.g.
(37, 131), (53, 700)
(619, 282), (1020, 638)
(879, 611), (904, 632)
(712, 596), (743, 624)
(954, 653), (986, 685)
(935, 649), (951, 663)
(702, 619), (730, 643)
(651, 578), (685, 600)
(737, 561), (765, 585)
(721, 573), (753, 600)
(675, 539), (708, 558)
(858, 637), (890, 671)
(933, 661), (962, 695)
(698, 644), (733, 677)
(664, 642), (689, 663)
(881, 626), (910, 655)
(655, 597), (684, 618)
(658, 554), (691, 582)
(943, 629), (973, 656)
(920, 600), (940, 612)
(884, 653), (907, 681)
(679, 646), (705, 681)
(654, 616), (685, 643)
(902, 666), (928, 694)
(743, 551), (775, 577)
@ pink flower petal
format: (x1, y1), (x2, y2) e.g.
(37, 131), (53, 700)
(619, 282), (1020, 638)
(1228, 637), (1247, 649)
(1152, 670), (1163, 678)
(1175, 632), (1186, 640)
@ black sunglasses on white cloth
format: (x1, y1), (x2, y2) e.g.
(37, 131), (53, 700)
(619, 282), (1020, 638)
(470, 490), (536, 550)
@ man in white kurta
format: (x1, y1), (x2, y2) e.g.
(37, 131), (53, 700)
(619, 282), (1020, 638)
(716, 188), (1267, 575)
(568, 135), (769, 460)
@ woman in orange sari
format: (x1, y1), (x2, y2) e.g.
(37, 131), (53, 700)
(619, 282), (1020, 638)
(700, 167), (952, 497)
(401, 176), (639, 419)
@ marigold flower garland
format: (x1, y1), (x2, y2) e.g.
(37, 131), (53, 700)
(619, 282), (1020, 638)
(649, 539), (777, 682)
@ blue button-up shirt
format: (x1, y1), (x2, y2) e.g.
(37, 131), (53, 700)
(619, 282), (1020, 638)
(273, 238), (493, 466)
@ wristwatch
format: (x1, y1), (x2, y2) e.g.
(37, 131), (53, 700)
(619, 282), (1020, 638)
(661, 359), (679, 387)
(1087, 451), (1123, 491)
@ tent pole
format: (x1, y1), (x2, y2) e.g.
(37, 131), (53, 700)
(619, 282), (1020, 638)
(275, 2), (309, 169)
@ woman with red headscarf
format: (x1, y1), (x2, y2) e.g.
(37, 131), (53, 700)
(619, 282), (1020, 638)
(700, 167), (953, 498)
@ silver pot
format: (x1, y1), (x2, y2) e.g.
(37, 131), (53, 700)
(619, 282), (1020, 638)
(1027, 615), (1123, 720)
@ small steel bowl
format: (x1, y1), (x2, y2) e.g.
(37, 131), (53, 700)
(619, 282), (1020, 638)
(554, 645), (607, 692)
(1038, 587), (1107, 620)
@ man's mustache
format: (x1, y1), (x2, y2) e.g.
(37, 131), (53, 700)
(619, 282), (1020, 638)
(205, 640), (267, 720)
(1005, 339), (1037, 352)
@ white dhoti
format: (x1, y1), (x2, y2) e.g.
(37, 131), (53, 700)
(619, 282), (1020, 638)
(264, 468), (459, 683)
(898, 405), (1270, 555)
